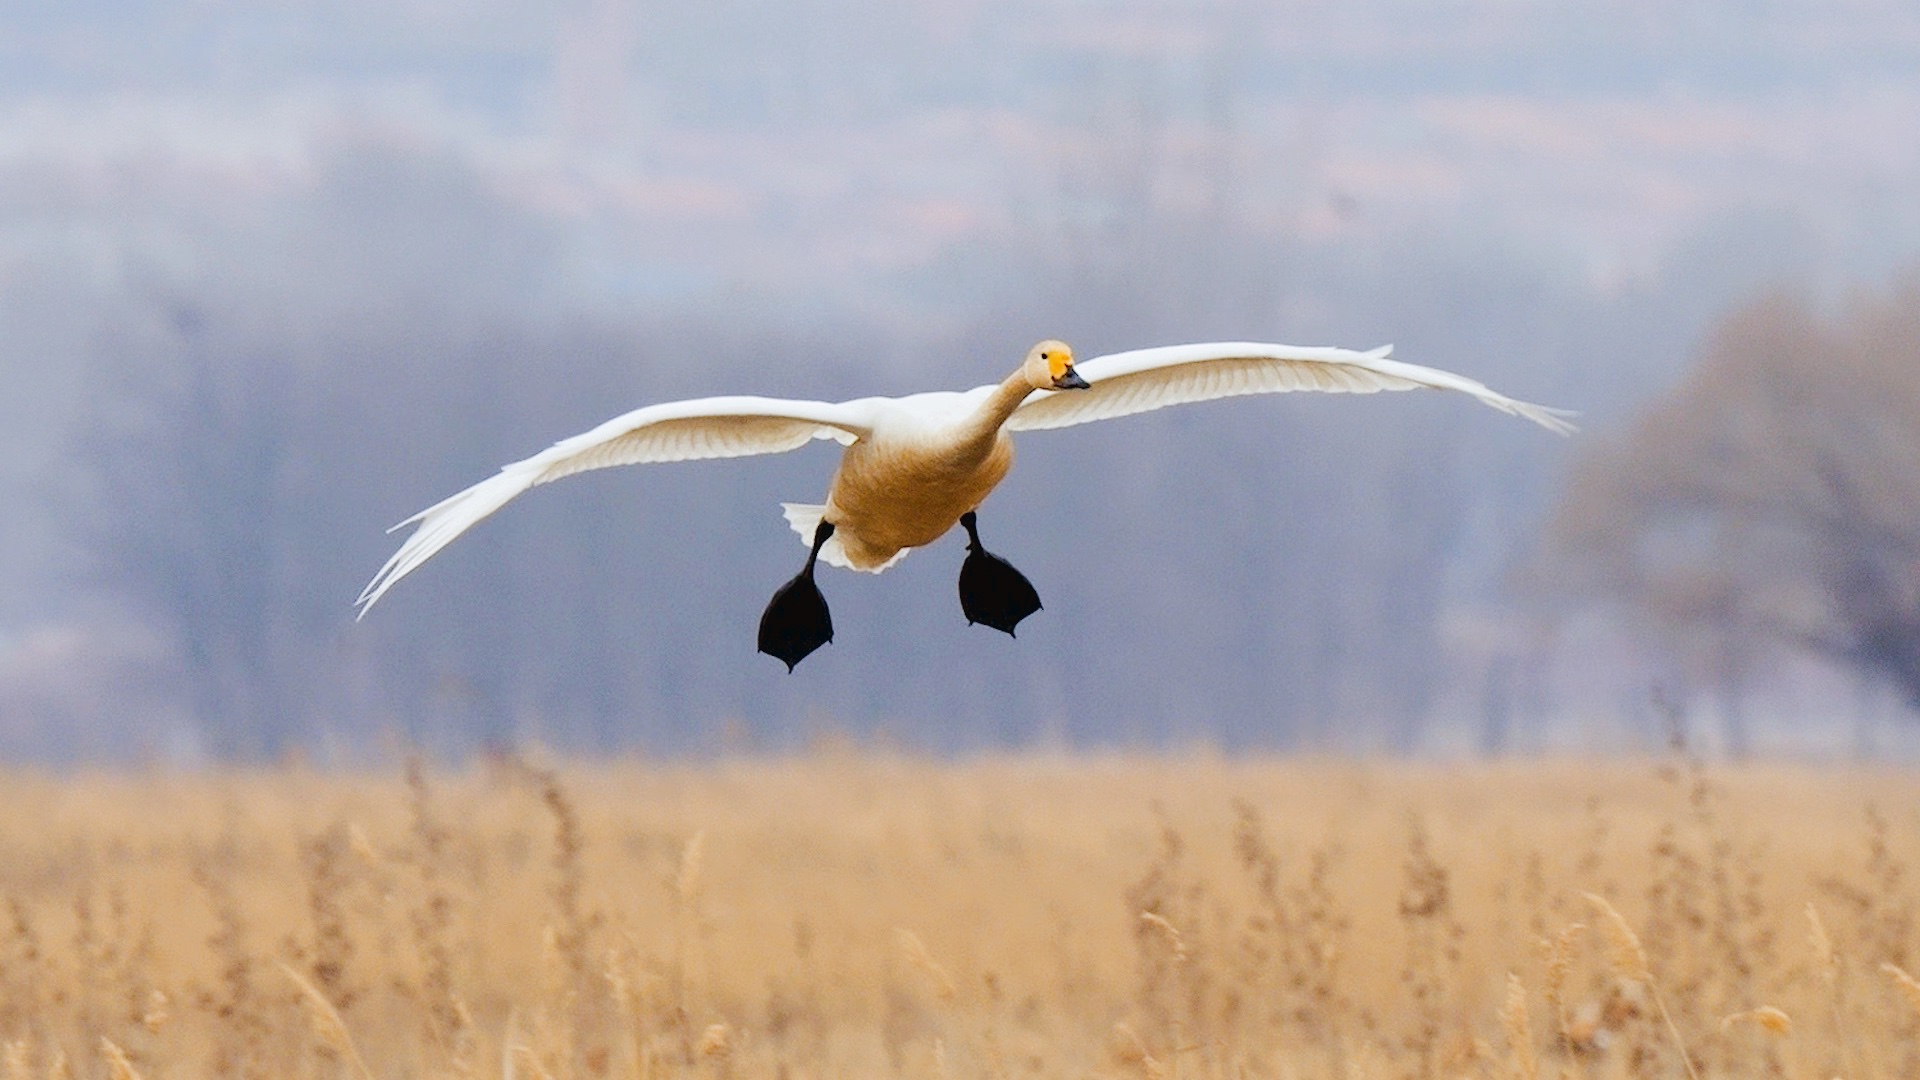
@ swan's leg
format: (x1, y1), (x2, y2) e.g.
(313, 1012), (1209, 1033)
(758, 520), (836, 671)
(957, 510), (1042, 636)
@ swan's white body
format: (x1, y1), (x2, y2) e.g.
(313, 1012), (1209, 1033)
(357, 341), (1573, 615)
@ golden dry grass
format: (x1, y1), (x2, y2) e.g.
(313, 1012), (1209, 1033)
(0, 751), (1916, 1079)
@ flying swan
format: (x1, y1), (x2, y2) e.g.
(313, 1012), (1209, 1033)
(358, 341), (1574, 668)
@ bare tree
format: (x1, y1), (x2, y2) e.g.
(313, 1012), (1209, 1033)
(77, 306), (306, 760)
(1543, 277), (1920, 736)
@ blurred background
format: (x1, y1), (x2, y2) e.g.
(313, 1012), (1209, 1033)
(3, 0), (1919, 764)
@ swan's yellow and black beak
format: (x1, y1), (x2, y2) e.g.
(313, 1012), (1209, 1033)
(1037, 342), (1089, 390)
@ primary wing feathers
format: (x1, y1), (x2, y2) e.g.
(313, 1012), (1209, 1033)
(356, 396), (872, 616)
(1007, 342), (1577, 435)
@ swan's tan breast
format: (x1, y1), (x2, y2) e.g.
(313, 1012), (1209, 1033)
(824, 433), (1014, 568)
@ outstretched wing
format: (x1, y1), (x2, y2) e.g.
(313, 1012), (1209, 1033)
(356, 395), (875, 616)
(1006, 342), (1576, 435)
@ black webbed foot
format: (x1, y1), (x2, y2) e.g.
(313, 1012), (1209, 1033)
(758, 571), (832, 670)
(957, 511), (1042, 636)
(759, 521), (836, 670)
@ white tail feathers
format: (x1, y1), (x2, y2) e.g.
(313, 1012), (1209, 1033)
(779, 503), (908, 573)
(780, 503), (855, 570)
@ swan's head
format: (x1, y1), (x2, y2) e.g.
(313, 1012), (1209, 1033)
(1022, 340), (1089, 391)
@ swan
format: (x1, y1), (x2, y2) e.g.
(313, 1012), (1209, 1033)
(357, 340), (1574, 668)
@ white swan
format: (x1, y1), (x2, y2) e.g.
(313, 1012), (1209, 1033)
(358, 340), (1574, 667)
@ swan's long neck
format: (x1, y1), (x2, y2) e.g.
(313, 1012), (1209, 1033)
(955, 369), (1035, 451)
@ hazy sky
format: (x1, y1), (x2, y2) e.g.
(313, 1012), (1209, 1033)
(6, 1), (1919, 300)
(9, 0), (1918, 506)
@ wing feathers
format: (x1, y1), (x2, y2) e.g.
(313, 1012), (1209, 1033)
(1007, 342), (1575, 435)
(356, 396), (870, 616)
(535, 413), (832, 484)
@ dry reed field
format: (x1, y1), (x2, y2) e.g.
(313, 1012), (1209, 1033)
(0, 752), (1917, 1079)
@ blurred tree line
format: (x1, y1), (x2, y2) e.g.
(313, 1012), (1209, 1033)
(45, 124), (1622, 762)
(45, 132), (1913, 762)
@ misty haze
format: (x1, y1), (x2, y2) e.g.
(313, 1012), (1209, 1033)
(4, 1), (1920, 763)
